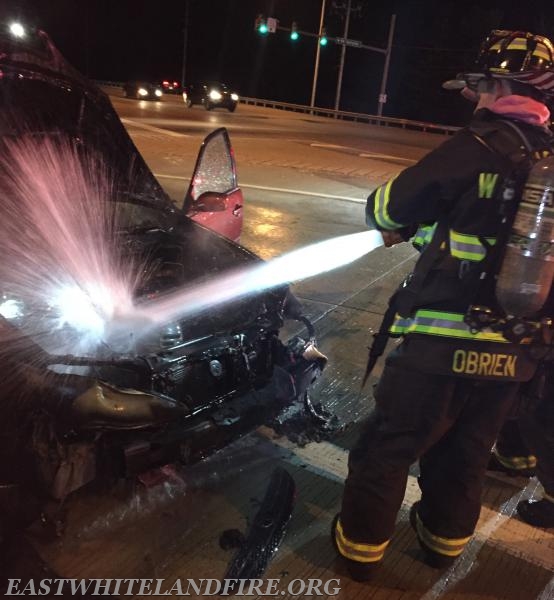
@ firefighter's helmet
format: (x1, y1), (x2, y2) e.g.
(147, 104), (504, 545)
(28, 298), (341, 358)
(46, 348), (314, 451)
(444, 30), (554, 96)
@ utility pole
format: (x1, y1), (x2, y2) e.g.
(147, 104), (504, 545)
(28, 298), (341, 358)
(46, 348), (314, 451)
(310, 0), (327, 108)
(377, 14), (396, 117)
(180, 0), (190, 88)
(334, 0), (351, 111)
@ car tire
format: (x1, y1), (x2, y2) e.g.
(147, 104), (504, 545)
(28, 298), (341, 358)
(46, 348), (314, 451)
(205, 102), (213, 111)
(228, 105), (236, 113)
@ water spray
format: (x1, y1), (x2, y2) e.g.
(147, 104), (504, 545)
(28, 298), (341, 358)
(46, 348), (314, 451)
(123, 229), (384, 343)
(0, 134), (385, 358)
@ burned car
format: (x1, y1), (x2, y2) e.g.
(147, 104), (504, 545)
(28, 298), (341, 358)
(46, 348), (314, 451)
(0, 23), (326, 541)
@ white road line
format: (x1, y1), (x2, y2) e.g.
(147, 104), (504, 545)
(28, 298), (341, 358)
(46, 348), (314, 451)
(536, 576), (554, 600)
(310, 142), (417, 163)
(359, 152), (417, 164)
(153, 173), (365, 203)
(121, 118), (189, 138)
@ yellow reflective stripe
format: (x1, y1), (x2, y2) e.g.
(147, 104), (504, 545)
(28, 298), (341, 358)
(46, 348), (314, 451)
(335, 519), (389, 563)
(413, 224), (436, 249)
(533, 47), (551, 60)
(507, 40), (530, 51)
(390, 310), (508, 342)
(494, 449), (537, 469)
(490, 39), (550, 60)
(478, 173), (499, 198)
(450, 231), (496, 246)
(415, 514), (470, 557)
(450, 231), (496, 261)
(451, 249), (482, 261)
(374, 179), (402, 230)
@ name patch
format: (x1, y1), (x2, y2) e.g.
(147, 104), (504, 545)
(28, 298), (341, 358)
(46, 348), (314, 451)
(451, 349), (517, 378)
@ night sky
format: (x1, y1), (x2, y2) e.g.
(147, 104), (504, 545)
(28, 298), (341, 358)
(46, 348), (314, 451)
(3, 0), (554, 125)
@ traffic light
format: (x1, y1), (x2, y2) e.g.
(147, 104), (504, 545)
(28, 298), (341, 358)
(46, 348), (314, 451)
(255, 14), (268, 34)
(320, 28), (328, 46)
(290, 21), (299, 41)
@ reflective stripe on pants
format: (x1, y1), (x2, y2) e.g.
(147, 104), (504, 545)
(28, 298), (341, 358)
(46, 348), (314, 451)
(335, 518), (390, 563)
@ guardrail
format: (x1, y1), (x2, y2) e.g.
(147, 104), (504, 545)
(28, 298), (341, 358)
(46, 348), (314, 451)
(97, 80), (460, 136)
(239, 96), (459, 135)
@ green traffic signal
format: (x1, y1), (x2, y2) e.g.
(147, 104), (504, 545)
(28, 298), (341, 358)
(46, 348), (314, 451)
(290, 21), (299, 41)
(320, 27), (328, 46)
(255, 14), (268, 34)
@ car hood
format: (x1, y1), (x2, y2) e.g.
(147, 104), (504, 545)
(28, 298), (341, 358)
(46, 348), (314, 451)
(0, 26), (289, 360)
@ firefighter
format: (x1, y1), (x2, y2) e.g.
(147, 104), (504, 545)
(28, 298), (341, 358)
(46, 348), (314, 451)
(333, 30), (554, 581)
(489, 362), (554, 528)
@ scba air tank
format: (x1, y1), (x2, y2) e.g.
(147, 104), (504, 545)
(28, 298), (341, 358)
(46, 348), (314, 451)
(496, 155), (554, 317)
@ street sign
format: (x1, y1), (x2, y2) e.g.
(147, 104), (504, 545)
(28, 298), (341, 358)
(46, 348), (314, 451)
(267, 17), (277, 33)
(335, 37), (362, 48)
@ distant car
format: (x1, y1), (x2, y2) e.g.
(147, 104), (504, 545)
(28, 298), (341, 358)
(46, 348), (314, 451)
(161, 79), (181, 94)
(123, 81), (163, 100)
(183, 82), (239, 112)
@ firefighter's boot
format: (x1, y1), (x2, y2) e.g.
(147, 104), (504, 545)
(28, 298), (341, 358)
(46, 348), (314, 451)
(331, 514), (381, 582)
(409, 502), (457, 569)
(487, 450), (536, 478)
(517, 499), (554, 528)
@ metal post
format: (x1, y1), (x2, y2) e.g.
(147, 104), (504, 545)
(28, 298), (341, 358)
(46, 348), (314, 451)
(180, 0), (190, 88)
(334, 0), (351, 112)
(310, 0), (327, 109)
(377, 13), (396, 117)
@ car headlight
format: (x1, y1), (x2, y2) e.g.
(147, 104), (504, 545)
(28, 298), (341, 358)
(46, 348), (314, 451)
(0, 297), (24, 320)
(138, 88), (148, 96)
(231, 93), (239, 101)
(155, 89), (163, 97)
(209, 90), (222, 101)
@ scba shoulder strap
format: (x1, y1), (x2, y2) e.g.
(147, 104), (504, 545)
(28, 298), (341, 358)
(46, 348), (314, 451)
(469, 118), (535, 172)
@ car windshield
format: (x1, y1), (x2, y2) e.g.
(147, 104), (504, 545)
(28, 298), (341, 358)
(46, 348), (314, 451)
(206, 82), (229, 91)
(114, 193), (175, 232)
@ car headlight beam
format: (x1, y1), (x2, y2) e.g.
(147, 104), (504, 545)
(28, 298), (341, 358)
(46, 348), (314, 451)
(9, 22), (25, 38)
(209, 90), (222, 101)
(231, 93), (239, 101)
(138, 88), (148, 96)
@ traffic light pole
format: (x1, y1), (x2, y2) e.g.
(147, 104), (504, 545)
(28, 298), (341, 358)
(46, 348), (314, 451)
(180, 0), (190, 88)
(260, 6), (396, 116)
(310, 0), (327, 109)
(377, 14), (396, 117)
(334, 0), (351, 112)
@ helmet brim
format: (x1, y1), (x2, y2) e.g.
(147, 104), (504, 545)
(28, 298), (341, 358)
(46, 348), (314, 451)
(443, 69), (554, 97)
(442, 78), (466, 90)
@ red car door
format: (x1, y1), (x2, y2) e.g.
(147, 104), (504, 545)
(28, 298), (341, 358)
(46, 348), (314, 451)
(183, 128), (244, 243)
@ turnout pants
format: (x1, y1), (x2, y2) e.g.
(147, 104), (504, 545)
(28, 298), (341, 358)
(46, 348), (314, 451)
(496, 365), (554, 497)
(338, 362), (519, 564)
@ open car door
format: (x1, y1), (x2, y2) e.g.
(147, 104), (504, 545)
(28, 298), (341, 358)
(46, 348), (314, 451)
(183, 128), (244, 243)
